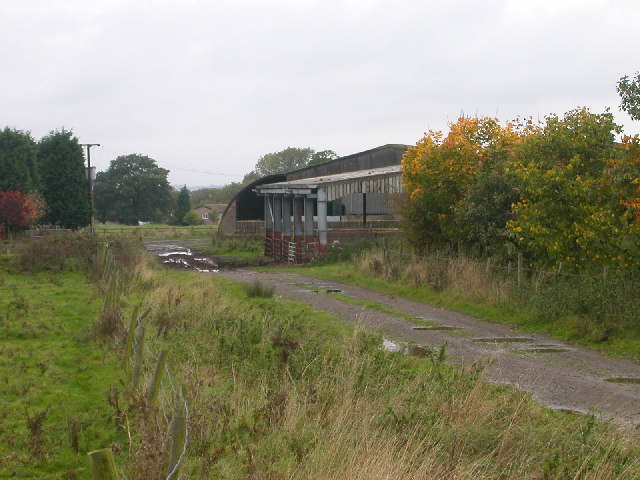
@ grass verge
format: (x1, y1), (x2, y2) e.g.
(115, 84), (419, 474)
(0, 257), (125, 479)
(129, 265), (640, 478)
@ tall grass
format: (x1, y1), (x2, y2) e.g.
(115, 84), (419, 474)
(356, 247), (640, 351)
(134, 267), (640, 479)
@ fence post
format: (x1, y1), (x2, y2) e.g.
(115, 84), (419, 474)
(146, 350), (167, 407)
(167, 394), (187, 479)
(131, 323), (146, 392)
(485, 258), (491, 276)
(517, 253), (523, 287)
(88, 448), (120, 480)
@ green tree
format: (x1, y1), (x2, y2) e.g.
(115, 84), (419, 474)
(94, 154), (172, 225)
(174, 185), (191, 225)
(0, 127), (39, 192)
(508, 108), (626, 270)
(190, 182), (243, 206)
(38, 129), (90, 228)
(617, 72), (640, 121)
(244, 147), (338, 181)
(183, 210), (202, 226)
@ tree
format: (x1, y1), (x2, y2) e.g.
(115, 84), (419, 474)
(94, 154), (172, 225)
(244, 147), (338, 181)
(38, 129), (90, 229)
(507, 108), (627, 270)
(0, 127), (39, 193)
(183, 210), (202, 226)
(190, 182), (243, 206)
(617, 72), (640, 121)
(0, 190), (45, 237)
(401, 116), (520, 248)
(174, 185), (191, 225)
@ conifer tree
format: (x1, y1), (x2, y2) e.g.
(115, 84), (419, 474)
(0, 127), (39, 192)
(38, 129), (90, 228)
(174, 185), (191, 225)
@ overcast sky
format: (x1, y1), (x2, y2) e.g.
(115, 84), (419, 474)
(2, 0), (639, 187)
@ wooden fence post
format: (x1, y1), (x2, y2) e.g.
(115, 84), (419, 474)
(146, 350), (167, 407)
(167, 395), (187, 479)
(88, 448), (119, 480)
(517, 252), (523, 287)
(131, 323), (146, 392)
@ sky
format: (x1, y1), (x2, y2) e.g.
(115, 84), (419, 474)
(2, 0), (639, 188)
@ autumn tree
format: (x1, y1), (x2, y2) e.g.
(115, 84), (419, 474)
(401, 117), (520, 249)
(0, 127), (39, 193)
(94, 154), (172, 225)
(38, 129), (90, 229)
(0, 191), (45, 237)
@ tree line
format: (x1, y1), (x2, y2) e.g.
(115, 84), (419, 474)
(401, 72), (640, 273)
(0, 128), (90, 233)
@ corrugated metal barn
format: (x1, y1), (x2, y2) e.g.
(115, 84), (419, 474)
(218, 144), (408, 261)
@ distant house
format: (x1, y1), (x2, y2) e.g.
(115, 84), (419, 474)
(193, 204), (226, 225)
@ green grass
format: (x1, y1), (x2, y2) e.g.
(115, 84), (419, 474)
(0, 259), (125, 479)
(131, 266), (640, 478)
(269, 262), (640, 359)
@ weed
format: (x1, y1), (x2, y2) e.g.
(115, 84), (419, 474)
(244, 280), (275, 298)
(25, 406), (49, 458)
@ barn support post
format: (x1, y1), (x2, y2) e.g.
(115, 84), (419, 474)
(282, 195), (292, 260)
(304, 195), (315, 257)
(273, 195), (282, 260)
(264, 195), (274, 257)
(293, 196), (304, 262)
(317, 188), (328, 252)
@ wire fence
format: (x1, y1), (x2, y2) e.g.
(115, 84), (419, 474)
(88, 244), (189, 480)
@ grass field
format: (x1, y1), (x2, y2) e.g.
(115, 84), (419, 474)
(0, 256), (125, 479)
(5, 236), (640, 478)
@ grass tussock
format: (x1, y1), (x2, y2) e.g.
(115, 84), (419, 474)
(134, 267), (640, 479)
(244, 279), (276, 298)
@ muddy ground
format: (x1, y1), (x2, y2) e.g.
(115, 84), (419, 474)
(147, 240), (640, 428)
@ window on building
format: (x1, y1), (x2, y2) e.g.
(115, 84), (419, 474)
(202, 212), (209, 220)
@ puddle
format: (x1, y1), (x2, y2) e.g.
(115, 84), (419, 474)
(312, 288), (343, 294)
(383, 338), (404, 353)
(382, 338), (432, 358)
(605, 377), (640, 384)
(413, 325), (460, 331)
(472, 337), (533, 343)
(406, 344), (431, 357)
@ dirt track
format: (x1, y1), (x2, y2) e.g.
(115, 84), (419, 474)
(220, 269), (640, 426)
(146, 241), (640, 427)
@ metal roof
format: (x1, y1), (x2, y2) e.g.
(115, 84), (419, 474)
(255, 165), (401, 192)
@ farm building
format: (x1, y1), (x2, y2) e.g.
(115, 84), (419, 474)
(219, 144), (408, 260)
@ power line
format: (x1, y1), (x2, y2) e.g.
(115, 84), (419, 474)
(96, 146), (244, 177)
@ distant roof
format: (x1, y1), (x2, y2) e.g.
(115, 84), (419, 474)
(255, 165), (401, 193)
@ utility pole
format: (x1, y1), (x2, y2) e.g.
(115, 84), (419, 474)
(81, 143), (100, 233)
